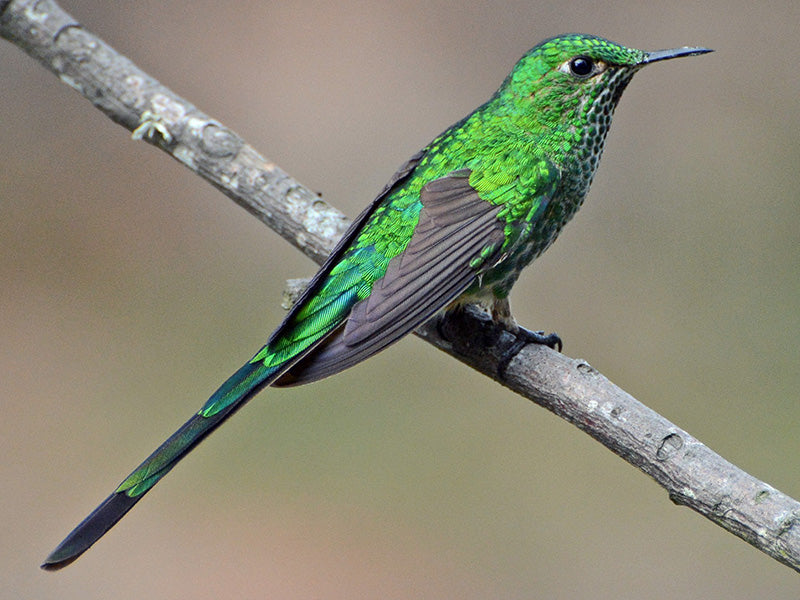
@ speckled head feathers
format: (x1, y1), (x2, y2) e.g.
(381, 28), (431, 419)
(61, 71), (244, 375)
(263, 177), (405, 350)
(494, 34), (709, 144)
(535, 34), (646, 68)
(504, 34), (645, 99)
(502, 34), (711, 99)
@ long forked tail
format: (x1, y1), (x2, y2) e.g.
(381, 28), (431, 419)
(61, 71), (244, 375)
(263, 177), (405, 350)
(42, 358), (281, 570)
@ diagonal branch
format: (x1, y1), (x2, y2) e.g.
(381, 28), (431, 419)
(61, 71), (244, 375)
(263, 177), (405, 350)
(3, 0), (799, 573)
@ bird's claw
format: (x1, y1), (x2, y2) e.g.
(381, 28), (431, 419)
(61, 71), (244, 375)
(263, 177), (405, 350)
(517, 327), (563, 352)
(496, 327), (562, 378)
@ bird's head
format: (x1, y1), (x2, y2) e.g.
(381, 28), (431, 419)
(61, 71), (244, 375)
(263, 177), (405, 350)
(497, 34), (711, 138)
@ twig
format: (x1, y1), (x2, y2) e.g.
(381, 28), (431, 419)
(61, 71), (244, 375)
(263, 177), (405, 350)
(3, 0), (799, 573)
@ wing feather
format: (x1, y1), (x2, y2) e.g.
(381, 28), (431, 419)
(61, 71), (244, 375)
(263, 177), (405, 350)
(266, 150), (426, 349)
(274, 170), (507, 386)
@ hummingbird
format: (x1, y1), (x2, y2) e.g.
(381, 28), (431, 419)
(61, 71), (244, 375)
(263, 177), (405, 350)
(42, 34), (710, 569)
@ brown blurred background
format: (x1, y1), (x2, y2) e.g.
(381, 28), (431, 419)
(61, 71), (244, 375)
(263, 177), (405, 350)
(3, 1), (799, 598)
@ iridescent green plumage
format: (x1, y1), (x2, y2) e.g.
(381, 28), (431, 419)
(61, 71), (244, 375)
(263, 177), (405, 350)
(42, 34), (710, 569)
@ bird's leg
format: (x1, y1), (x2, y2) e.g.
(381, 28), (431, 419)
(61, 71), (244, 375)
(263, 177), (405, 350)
(437, 297), (562, 351)
(491, 297), (562, 378)
(435, 297), (562, 378)
(490, 297), (562, 352)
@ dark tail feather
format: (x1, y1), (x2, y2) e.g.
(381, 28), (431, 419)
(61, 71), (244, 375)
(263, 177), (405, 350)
(41, 492), (141, 570)
(42, 359), (280, 570)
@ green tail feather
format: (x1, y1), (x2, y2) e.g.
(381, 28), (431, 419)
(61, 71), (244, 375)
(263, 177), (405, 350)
(41, 359), (281, 570)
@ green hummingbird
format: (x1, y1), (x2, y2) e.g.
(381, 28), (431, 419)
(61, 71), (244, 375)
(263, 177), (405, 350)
(42, 34), (710, 569)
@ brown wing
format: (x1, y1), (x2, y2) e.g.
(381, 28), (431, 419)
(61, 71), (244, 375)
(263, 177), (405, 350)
(265, 150), (426, 348)
(273, 169), (506, 386)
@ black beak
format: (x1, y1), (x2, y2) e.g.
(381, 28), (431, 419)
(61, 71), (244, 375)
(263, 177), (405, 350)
(642, 46), (713, 64)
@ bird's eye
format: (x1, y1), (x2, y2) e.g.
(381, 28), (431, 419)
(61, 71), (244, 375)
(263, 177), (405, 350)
(568, 56), (594, 77)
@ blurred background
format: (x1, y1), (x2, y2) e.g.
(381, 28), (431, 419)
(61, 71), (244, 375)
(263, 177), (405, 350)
(2, 1), (799, 597)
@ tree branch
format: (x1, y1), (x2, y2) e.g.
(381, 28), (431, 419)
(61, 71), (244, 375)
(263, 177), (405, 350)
(4, 0), (799, 573)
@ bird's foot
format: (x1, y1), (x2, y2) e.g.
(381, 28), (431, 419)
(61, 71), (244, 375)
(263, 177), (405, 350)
(496, 326), (562, 379)
(515, 326), (562, 352)
(433, 303), (563, 378)
(485, 297), (562, 352)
